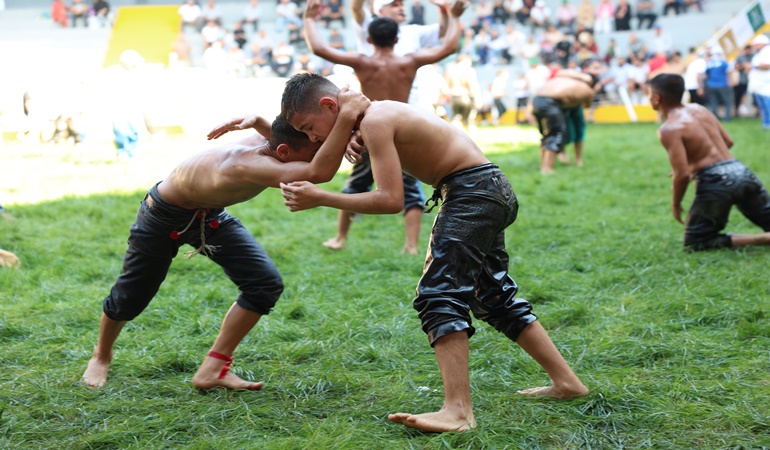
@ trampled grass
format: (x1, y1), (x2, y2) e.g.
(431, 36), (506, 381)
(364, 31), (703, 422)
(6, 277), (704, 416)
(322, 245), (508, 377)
(1, 120), (769, 449)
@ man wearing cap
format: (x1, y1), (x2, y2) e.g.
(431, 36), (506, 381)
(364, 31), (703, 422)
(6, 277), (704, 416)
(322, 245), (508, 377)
(749, 34), (770, 130)
(699, 45), (733, 122)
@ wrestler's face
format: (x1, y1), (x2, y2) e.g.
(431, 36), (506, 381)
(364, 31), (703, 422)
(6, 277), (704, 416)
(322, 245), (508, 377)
(287, 142), (323, 163)
(290, 98), (339, 143)
(649, 89), (661, 111)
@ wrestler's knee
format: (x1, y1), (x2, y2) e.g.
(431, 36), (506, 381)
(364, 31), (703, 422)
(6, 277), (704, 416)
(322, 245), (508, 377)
(102, 289), (151, 321)
(473, 297), (538, 342)
(415, 297), (475, 346)
(684, 233), (732, 251)
(236, 274), (284, 315)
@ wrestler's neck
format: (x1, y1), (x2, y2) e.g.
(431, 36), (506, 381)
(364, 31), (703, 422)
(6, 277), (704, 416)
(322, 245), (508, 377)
(659, 102), (684, 120)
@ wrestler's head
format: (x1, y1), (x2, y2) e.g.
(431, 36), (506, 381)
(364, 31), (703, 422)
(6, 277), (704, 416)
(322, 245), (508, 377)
(368, 17), (399, 48)
(269, 115), (322, 162)
(648, 74), (685, 111)
(373, 0), (406, 24)
(281, 72), (341, 143)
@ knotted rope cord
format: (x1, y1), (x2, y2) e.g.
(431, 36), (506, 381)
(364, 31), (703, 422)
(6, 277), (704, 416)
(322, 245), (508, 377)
(175, 209), (221, 259)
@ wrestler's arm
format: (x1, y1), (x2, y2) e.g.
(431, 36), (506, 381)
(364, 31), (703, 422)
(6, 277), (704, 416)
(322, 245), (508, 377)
(429, 0), (450, 38)
(660, 127), (690, 224)
(716, 119), (734, 149)
(281, 115), (405, 214)
(350, 0), (366, 26)
(409, 1), (464, 66)
(556, 70), (592, 84)
(304, 0), (364, 67)
(240, 91), (369, 188)
(207, 115), (271, 140)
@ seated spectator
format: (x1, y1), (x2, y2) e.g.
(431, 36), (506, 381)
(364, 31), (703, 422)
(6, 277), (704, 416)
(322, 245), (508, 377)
(576, 0), (595, 31)
(201, 0), (223, 26)
(614, 0), (632, 31)
(650, 24), (672, 54)
(293, 52), (318, 74)
(203, 40), (227, 74)
(474, 27), (492, 65)
(512, 0), (535, 26)
(474, 0), (494, 25)
(252, 29), (274, 54)
(626, 56), (649, 103)
(322, 0), (345, 28)
(52, 0), (68, 27)
(328, 27), (346, 51)
(201, 20), (224, 47)
(555, 0), (577, 33)
(627, 32), (648, 60)
(647, 50), (667, 74)
(410, 0), (426, 25)
(492, 0), (509, 25)
(247, 42), (272, 77)
(70, 0), (89, 28)
(594, 0), (614, 34)
(276, 0), (301, 33)
(287, 22), (305, 51)
(649, 50), (685, 79)
(520, 34), (542, 69)
(488, 28), (510, 64)
(682, 0), (703, 13)
(662, 0), (679, 16)
(603, 38), (621, 64)
(270, 41), (295, 77)
(178, 0), (202, 30)
(529, 0), (551, 30)
(233, 21), (248, 49)
(636, 0), (657, 29)
(170, 31), (192, 67)
(604, 55), (631, 102)
(226, 44), (248, 78)
(92, 0), (111, 28)
(242, 0), (262, 32)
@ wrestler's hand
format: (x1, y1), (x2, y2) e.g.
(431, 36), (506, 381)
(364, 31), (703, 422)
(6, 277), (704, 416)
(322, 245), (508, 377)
(337, 86), (370, 121)
(280, 181), (324, 212)
(672, 202), (683, 224)
(207, 115), (260, 140)
(430, 0), (449, 11)
(449, 0), (467, 17)
(345, 130), (366, 164)
(304, 0), (323, 19)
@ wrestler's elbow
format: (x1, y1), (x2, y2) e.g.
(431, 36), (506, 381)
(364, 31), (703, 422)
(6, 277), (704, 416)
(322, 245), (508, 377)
(305, 167), (337, 184)
(379, 197), (403, 214)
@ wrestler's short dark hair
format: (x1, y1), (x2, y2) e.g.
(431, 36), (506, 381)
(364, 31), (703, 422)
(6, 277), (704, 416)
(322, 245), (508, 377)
(281, 72), (341, 122)
(268, 115), (315, 152)
(649, 73), (685, 105)
(368, 17), (399, 48)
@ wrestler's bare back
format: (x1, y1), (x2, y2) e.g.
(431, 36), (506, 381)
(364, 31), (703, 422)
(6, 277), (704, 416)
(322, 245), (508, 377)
(158, 135), (274, 209)
(535, 76), (595, 108)
(659, 103), (734, 174)
(361, 101), (489, 187)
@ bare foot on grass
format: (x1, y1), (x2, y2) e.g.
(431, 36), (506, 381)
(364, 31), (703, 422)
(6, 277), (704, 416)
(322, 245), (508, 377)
(322, 237), (346, 250)
(516, 382), (589, 399)
(388, 409), (476, 433)
(401, 244), (419, 255)
(0, 249), (20, 268)
(81, 357), (111, 388)
(558, 153), (570, 164)
(192, 357), (264, 390)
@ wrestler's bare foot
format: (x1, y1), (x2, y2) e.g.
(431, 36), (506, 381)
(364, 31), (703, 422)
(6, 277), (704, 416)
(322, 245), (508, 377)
(516, 382), (589, 399)
(322, 236), (346, 250)
(388, 408), (476, 433)
(575, 159), (584, 167)
(81, 356), (111, 388)
(558, 153), (570, 164)
(540, 168), (555, 175)
(191, 360), (264, 390)
(0, 249), (20, 268)
(401, 244), (419, 255)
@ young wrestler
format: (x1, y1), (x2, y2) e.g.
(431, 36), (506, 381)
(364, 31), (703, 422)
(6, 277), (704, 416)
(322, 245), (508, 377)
(530, 59), (603, 174)
(649, 74), (770, 250)
(80, 90), (369, 390)
(303, 0), (465, 254)
(279, 73), (588, 432)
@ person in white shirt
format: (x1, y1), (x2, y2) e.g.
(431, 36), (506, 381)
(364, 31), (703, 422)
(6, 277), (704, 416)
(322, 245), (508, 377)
(276, 0), (301, 32)
(749, 34), (770, 129)
(178, 0), (202, 30)
(683, 49), (706, 104)
(242, 0), (262, 31)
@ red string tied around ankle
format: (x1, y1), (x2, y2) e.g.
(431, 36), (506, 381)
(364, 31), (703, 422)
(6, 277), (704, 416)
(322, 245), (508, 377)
(208, 351), (233, 379)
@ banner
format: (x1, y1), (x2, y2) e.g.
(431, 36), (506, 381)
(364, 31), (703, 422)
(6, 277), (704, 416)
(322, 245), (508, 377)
(711, 0), (770, 59)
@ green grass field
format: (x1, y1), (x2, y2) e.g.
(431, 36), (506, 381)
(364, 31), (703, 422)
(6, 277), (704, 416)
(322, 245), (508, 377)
(1, 120), (769, 449)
